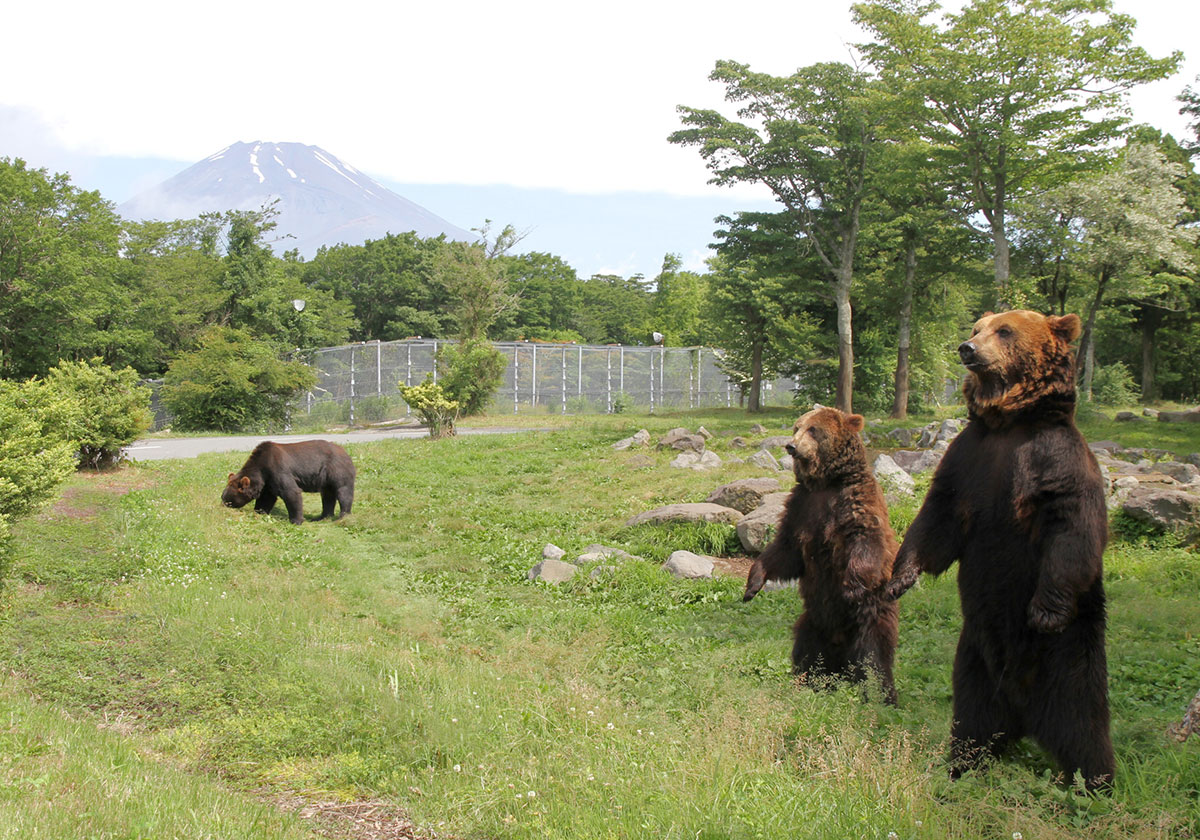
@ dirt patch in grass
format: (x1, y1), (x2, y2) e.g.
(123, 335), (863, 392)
(48, 468), (157, 520)
(277, 795), (444, 840)
(712, 555), (753, 579)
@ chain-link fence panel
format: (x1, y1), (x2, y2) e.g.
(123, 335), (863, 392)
(295, 340), (801, 422)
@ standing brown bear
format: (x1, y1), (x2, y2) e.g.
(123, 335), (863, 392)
(222, 440), (355, 525)
(888, 310), (1113, 790)
(744, 407), (900, 705)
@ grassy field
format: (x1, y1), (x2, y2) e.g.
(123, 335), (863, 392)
(1, 407), (1198, 839)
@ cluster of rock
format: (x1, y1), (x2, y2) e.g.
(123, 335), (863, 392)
(527, 477), (791, 584)
(1091, 442), (1200, 535)
(612, 425), (795, 473)
(1114, 406), (1200, 424)
(868, 418), (966, 502)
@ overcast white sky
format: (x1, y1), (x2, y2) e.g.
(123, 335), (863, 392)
(4, 0), (1198, 201)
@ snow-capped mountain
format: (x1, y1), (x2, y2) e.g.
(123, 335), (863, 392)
(119, 141), (474, 257)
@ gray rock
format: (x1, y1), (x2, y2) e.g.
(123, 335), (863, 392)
(1107, 475), (1140, 511)
(736, 492), (789, 553)
(759, 435), (793, 451)
(624, 503), (744, 528)
(706, 478), (783, 514)
(1157, 462), (1200, 485)
(917, 422), (939, 448)
(748, 449), (781, 471)
(626, 454), (654, 469)
(1121, 487), (1200, 533)
(725, 455), (745, 465)
(1185, 453), (1200, 469)
(887, 427), (916, 447)
(612, 428), (652, 451)
(873, 454), (915, 499)
(1157, 408), (1200, 424)
(1090, 441), (1122, 453)
(729, 437), (748, 449)
(749, 423), (769, 434)
(891, 449), (943, 474)
(778, 454), (795, 472)
(696, 426), (713, 440)
(528, 558), (578, 583)
(1115, 411), (1138, 422)
(658, 428), (707, 453)
(542, 543), (566, 561)
(1143, 408), (1160, 419)
(662, 550), (715, 579)
(577, 544), (642, 564)
(937, 418), (965, 442)
(671, 451), (722, 470)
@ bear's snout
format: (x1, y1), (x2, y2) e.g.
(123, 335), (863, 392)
(785, 442), (798, 457)
(958, 341), (979, 366)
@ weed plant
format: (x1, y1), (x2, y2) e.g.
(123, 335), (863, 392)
(1, 409), (1198, 839)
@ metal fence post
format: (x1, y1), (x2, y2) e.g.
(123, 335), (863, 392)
(349, 345), (356, 426)
(513, 345), (519, 414)
(531, 343), (537, 409)
(561, 346), (567, 415)
(606, 347), (612, 413)
(649, 347), (655, 413)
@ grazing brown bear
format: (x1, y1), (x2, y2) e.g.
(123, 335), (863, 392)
(887, 310), (1113, 790)
(744, 407), (900, 705)
(222, 440), (355, 525)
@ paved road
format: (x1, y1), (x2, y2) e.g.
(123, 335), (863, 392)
(123, 425), (532, 461)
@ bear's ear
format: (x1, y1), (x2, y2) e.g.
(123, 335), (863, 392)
(239, 476), (251, 489)
(1047, 313), (1082, 343)
(227, 473), (235, 481)
(981, 311), (995, 318)
(845, 414), (865, 433)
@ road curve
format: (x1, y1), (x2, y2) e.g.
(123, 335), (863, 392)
(123, 425), (533, 461)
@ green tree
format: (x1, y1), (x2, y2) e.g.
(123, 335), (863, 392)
(499, 252), (583, 341)
(45, 358), (152, 468)
(672, 61), (886, 411)
(162, 327), (317, 432)
(0, 158), (122, 378)
(652, 254), (712, 347)
(854, 0), (1180, 301)
(575, 274), (653, 345)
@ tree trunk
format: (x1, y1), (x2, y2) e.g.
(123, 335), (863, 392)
(992, 217), (1011, 307)
(1077, 269), (1110, 402)
(890, 243), (916, 419)
(1140, 304), (1163, 403)
(834, 267), (854, 413)
(748, 339), (763, 413)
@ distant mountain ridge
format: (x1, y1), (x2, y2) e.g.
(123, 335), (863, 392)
(119, 141), (474, 257)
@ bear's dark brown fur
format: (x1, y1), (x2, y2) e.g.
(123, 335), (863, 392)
(222, 440), (355, 525)
(744, 407), (900, 705)
(888, 310), (1113, 790)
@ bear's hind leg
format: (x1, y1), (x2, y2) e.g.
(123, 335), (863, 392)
(1031, 640), (1114, 791)
(949, 640), (1020, 778)
(254, 491), (277, 515)
(336, 484), (353, 518)
(319, 488), (337, 520)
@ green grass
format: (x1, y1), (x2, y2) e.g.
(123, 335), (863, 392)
(2, 408), (1198, 839)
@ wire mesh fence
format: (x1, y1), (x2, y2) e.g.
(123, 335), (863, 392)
(142, 340), (802, 431)
(300, 339), (798, 424)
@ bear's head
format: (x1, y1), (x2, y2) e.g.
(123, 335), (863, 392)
(785, 406), (867, 485)
(959, 309), (1080, 425)
(221, 473), (259, 508)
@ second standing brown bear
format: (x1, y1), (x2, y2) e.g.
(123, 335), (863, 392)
(744, 407), (899, 705)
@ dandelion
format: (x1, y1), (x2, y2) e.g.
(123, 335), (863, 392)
(587, 710), (594, 716)
(516, 793), (524, 799)
(606, 722), (614, 730)
(888, 833), (898, 840)
(915, 821), (923, 828)
(451, 718), (458, 723)
(1013, 834), (1023, 840)
(453, 764), (461, 772)
(527, 791), (536, 798)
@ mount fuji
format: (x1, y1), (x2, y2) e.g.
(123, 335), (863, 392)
(118, 141), (474, 257)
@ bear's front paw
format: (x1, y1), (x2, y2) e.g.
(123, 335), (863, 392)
(1027, 600), (1072, 633)
(743, 563), (767, 602)
(884, 564), (919, 600)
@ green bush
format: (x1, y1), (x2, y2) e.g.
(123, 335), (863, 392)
(45, 358), (152, 468)
(398, 376), (459, 439)
(1091, 361), (1139, 406)
(161, 327), (317, 432)
(0, 378), (78, 580)
(435, 340), (506, 416)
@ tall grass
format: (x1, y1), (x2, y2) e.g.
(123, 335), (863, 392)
(2, 409), (1198, 839)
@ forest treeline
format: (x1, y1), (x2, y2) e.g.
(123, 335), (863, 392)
(4, 0), (1200, 417)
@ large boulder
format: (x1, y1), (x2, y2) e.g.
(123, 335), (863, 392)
(887, 427), (916, 447)
(625, 503), (743, 528)
(748, 449), (782, 471)
(528, 558), (578, 583)
(577, 544), (642, 564)
(873, 453), (915, 500)
(891, 449), (943, 474)
(662, 550), (716, 579)
(759, 435), (793, 452)
(736, 491), (789, 553)
(612, 429), (651, 451)
(658, 428), (707, 453)
(1158, 408), (1200, 424)
(706, 478), (783, 514)
(1121, 487), (1200, 535)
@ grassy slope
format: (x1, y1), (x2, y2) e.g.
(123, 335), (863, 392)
(1, 407), (1198, 839)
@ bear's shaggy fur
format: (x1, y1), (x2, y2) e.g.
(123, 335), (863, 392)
(744, 407), (900, 705)
(888, 310), (1113, 790)
(222, 440), (355, 525)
